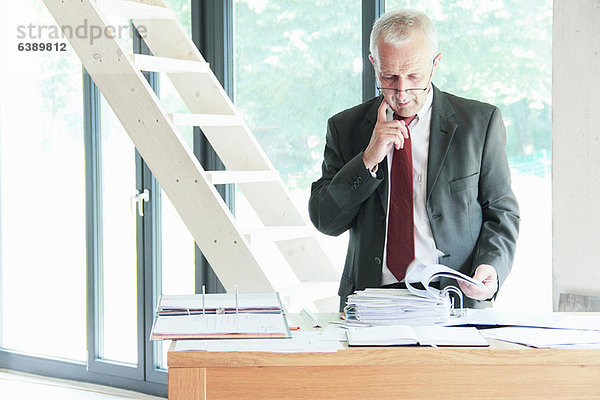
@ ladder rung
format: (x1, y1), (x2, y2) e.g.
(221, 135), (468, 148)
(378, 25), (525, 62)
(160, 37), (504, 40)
(205, 171), (279, 185)
(170, 113), (243, 127)
(99, 0), (176, 20)
(242, 226), (314, 244)
(132, 54), (210, 74)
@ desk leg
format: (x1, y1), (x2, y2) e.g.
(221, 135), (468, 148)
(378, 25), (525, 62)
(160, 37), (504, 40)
(168, 367), (206, 400)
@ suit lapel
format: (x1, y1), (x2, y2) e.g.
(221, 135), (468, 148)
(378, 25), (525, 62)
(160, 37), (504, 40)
(427, 86), (457, 201)
(359, 96), (389, 214)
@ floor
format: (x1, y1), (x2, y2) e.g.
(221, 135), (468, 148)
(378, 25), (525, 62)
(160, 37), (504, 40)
(0, 369), (166, 400)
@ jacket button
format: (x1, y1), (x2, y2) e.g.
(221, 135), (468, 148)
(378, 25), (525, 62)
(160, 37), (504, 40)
(356, 176), (362, 183)
(374, 257), (381, 264)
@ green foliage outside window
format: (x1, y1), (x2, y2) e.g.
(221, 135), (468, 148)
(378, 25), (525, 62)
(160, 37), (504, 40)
(235, 0), (552, 191)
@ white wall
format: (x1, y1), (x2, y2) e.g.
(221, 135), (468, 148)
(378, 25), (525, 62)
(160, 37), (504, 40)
(553, 0), (600, 309)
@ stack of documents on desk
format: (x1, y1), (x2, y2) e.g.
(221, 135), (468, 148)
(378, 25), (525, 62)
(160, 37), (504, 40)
(344, 288), (451, 325)
(344, 258), (484, 326)
(150, 292), (291, 340)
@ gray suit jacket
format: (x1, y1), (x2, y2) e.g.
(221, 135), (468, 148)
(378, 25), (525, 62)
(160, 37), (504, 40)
(309, 85), (520, 310)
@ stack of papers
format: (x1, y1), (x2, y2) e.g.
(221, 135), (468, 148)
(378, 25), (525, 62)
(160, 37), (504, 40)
(344, 258), (484, 326)
(344, 288), (451, 325)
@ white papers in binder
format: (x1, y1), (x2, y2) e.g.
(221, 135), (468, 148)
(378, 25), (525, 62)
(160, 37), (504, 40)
(405, 257), (484, 301)
(157, 292), (282, 315)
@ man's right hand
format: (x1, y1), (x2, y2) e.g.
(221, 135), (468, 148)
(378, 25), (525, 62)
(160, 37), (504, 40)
(362, 99), (410, 171)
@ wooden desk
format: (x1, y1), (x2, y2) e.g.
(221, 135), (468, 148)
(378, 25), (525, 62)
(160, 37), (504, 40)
(168, 333), (600, 399)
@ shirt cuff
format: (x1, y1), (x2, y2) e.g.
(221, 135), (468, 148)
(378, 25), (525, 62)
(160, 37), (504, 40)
(368, 164), (378, 178)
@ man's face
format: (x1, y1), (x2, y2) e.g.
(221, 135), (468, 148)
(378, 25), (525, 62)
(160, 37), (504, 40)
(371, 34), (438, 117)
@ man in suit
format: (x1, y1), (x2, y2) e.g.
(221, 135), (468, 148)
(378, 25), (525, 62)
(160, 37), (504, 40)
(309, 8), (520, 310)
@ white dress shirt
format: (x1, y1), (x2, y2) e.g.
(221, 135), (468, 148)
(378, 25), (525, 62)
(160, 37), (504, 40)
(381, 88), (438, 285)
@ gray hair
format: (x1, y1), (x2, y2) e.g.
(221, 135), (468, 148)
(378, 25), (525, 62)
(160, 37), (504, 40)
(369, 9), (438, 65)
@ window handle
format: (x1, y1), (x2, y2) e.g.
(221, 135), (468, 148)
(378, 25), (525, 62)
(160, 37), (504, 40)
(131, 189), (150, 217)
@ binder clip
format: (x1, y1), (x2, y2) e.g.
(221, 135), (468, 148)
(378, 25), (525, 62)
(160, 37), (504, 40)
(441, 286), (464, 317)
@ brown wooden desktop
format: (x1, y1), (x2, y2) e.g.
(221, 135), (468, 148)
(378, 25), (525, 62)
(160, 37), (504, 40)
(167, 322), (600, 399)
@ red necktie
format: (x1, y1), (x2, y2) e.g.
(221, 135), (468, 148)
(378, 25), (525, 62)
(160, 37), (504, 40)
(386, 113), (417, 281)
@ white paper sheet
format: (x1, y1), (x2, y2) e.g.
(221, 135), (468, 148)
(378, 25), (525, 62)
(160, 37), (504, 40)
(446, 308), (600, 331)
(172, 332), (344, 353)
(320, 325), (348, 342)
(153, 313), (288, 336)
(482, 326), (600, 348)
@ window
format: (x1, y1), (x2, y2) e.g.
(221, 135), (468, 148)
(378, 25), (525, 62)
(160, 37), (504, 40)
(0, 0), (86, 361)
(98, 96), (138, 364)
(232, 0), (363, 296)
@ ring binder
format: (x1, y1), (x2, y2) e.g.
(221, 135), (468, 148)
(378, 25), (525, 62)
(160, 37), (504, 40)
(202, 285), (206, 315)
(441, 285), (464, 317)
(150, 292), (291, 340)
(235, 285), (239, 315)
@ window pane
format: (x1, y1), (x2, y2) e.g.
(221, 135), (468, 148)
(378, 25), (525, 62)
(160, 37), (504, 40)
(156, 73), (195, 370)
(163, 0), (192, 37)
(99, 97), (138, 364)
(0, 1), (86, 360)
(232, 0), (362, 303)
(385, 0), (553, 310)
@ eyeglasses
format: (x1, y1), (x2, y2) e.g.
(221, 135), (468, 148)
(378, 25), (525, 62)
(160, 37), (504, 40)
(376, 60), (435, 96)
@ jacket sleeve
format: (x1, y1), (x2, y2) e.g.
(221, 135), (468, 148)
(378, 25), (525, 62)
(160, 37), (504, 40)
(308, 116), (383, 236)
(472, 107), (520, 288)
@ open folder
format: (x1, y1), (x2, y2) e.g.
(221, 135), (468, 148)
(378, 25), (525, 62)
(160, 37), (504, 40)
(150, 292), (291, 340)
(346, 325), (488, 347)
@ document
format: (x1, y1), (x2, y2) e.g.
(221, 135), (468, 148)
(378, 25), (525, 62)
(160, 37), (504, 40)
(151, 313), (290, 340)
(446, 308), (600, 330)
(482, 326), (600, 348)
(320, 325), (349, 342)
(346, 325), (488, 347)
(172, 331), (344, 353)
(405, 257), (484, 301)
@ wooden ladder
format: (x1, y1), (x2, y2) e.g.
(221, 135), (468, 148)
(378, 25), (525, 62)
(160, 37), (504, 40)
(42, 0), (340, 310)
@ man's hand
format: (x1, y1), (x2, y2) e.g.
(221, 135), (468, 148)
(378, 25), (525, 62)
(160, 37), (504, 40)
(362, 99), (409, 171)
(458, 264), (498, 301)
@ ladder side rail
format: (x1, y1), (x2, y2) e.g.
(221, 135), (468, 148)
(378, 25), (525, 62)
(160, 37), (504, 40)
(43, 0), (275, 292)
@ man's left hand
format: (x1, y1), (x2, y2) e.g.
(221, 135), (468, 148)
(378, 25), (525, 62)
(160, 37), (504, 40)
(457, 264), (498, 301)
